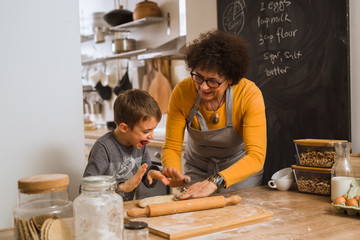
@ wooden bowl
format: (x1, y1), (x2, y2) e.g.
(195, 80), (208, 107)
(133, 0), (162, 20)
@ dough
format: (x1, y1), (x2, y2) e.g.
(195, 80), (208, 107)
(138, 195), (175, 208)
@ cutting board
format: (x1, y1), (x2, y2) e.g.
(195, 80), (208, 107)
(126, 204), (273, 239)
(148, 59), (172, 114)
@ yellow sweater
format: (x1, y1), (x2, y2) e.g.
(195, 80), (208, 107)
(161, 77), (267, 187)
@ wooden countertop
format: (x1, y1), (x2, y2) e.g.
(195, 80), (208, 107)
(2, 185), (359, 239)
(85, 128), (165, 148)
(84, 128), (186, 149)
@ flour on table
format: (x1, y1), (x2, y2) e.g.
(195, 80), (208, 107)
(138, 195), (175, 208)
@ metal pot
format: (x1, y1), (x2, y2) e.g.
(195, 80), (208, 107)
(112, 38), (136, 53)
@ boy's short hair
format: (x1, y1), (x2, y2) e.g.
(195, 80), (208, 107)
(113, 89), (162, 129)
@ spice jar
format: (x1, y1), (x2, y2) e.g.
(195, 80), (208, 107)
(124, 221), (149, 240)
(13, 174), (73, 240)
(73, 175), (123, 240)
(112, 30), (136, 54)
(331, 142), (356, 201)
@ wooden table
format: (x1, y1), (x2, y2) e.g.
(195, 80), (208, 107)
(84, 128), (167, 148)
(1, 185), (359, 239)
(84, 128), (187, 150)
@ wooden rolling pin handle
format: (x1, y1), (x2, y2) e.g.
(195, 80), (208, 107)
(147, 195), (241, 217)
(127, 206), (150, 217)
(127, 195), (242, 218)
(225, 195), (242, 205)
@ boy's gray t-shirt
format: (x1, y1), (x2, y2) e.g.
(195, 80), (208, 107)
(83, 131), (154, 201)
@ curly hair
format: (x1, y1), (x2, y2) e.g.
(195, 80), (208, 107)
(113, 89), (162, 129)
(185, 30), (250, 85)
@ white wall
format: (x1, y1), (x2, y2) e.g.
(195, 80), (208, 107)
(185, 0), (217, 42)
(0, 0), (85, 229)
(350, 0), (360, 153)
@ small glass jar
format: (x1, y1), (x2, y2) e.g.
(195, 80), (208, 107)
(73, 175), (123, 240)
(13, 174), (73, 239)
(124, 221), (149, 240)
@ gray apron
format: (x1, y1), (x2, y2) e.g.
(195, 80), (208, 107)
(184, 86), (263, 192)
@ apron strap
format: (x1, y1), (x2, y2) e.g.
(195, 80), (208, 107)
(196, 112), (209, 131)
(186, 93), (202, 124)
(226, 86), (233, 126)
(187, 86), (233, 130)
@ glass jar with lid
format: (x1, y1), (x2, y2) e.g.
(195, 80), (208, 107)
(111, 29), (136, 53)
(73, 175), (123, 240)
(13, 173), (73, 239)
(124, 221), (149, 240)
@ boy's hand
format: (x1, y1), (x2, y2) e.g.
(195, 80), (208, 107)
(147, 170), (170, 186)
(118, 163), (147, 192)
(162, 167), (191, 188)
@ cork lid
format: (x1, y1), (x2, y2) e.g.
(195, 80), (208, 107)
(291, 165), (332, 173)
(293, 139), (347, 147)
(18, 174), (69, 194)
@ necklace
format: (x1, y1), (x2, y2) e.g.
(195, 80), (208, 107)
(210, 93), (226, 124)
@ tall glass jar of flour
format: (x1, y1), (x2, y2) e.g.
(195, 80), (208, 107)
(331, 142), (355, 201)
(73, 175), (123, 240)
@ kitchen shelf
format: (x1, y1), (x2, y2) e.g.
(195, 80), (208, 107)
(109, 17), (165, 31)
(81, 14), (180, 64)
(137, 36), (185, 60)
(81, 48), (147, 65)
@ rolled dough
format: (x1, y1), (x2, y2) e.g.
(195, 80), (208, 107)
(138, 195), (175, 208)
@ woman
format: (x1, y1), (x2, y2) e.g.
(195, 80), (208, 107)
(161, 30), (267, 199)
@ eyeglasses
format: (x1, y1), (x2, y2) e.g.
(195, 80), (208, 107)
(190, 71), (226, 89)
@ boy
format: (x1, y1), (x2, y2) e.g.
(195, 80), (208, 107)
(83, 89), (169, 201)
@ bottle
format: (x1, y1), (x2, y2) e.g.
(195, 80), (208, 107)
(331, 142), (355, 201)
(123, 221), (149, 240)
(13, 174), (73, 239)
(73, 175), (123, 240)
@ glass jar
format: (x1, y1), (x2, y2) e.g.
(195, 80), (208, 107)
(73, 175), (123, 240)
(124, 221), (149, 240)
(111, 30), (136, 54)
(13, 174), (73, 239)
(331, 142), (356, 201)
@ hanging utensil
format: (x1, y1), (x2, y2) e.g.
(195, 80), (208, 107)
(141, 59), (155, 91)
(148, 59), (172, 114)
(95, 81), (112, 100)
(114, 71), (132, 96)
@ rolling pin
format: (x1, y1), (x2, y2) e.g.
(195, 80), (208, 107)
(127, 195), (241, 217)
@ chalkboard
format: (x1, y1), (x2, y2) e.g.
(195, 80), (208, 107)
(217, 0), (350, 184)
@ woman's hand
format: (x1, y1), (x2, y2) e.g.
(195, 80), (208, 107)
(175, 179), (217, 200)
(118, 163), (147, 192)
(147, 170), (170, 186)
(162, 167), (191, 188)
